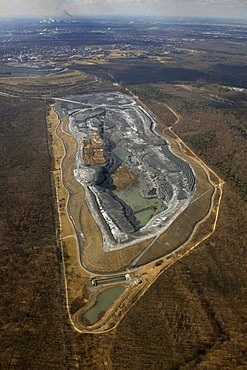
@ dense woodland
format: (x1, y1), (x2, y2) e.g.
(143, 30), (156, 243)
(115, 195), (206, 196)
(0, 79), (247, 368)
(0, 97), (69, 368)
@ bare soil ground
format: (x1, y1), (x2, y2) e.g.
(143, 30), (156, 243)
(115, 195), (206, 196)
(0, 70), (117, 97)
(112, 165), (137, 191)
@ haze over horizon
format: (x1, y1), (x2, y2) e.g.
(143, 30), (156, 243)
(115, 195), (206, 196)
(0, 0), (247, 20)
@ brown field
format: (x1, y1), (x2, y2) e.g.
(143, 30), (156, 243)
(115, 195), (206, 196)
(112, 165), (137, 191)
(83, 132), (105, 165)
(0, 70), (117, 97)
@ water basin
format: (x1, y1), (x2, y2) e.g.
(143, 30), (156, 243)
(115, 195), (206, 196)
(114, 183), (163, 227)
(83, 286), (125, 325)
(113, 146), (129, 161)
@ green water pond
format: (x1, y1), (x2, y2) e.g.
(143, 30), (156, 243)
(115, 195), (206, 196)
(113, 146), (129, 161)
(83, 286), (125, 325)
(114, 184), (163, 227)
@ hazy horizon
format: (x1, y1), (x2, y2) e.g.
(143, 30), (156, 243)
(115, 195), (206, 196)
(0, 0), (247, 20)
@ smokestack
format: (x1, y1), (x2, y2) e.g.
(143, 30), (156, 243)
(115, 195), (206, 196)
(63, 9), (73, 20)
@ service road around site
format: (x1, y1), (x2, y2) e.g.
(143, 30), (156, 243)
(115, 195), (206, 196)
(48, 92), (223, 333)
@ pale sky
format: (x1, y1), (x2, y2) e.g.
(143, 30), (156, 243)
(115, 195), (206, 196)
(0, 0), (247, 19)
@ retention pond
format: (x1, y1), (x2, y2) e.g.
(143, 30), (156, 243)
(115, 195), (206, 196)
(83, 286), (126, 325)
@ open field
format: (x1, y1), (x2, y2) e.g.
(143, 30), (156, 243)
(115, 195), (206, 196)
(0, 69), (117, 97)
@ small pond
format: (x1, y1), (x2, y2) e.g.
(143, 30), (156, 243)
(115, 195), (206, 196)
(114, 183), (163, 227)
(83, 286), (125, 325)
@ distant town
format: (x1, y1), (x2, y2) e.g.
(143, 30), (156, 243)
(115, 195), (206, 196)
(1, 17), (246, 69)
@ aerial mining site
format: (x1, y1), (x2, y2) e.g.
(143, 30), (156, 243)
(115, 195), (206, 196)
(56, 93), (197, 251)
(1, 13), (246, 368)
(51, 91), (221, 332)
